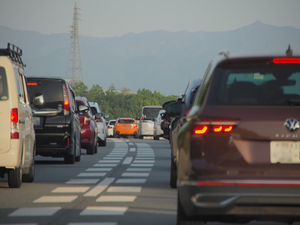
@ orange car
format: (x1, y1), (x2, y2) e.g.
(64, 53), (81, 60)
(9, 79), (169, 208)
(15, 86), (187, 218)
(114, 117), (138, 138)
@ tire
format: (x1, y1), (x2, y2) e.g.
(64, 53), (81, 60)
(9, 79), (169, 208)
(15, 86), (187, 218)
(23, 145), (36, 183)
(64, 154), (75, 164)
(87, 143), (95, 155)
(170, 158), (177, 188)
(99, 138), (107, 146)
(8, 167), (22, 188)
(75, 136), (81, 162)
(139, 135), (143, 139)
(154, 135), (159, 140)
(177, 194), (206, 225)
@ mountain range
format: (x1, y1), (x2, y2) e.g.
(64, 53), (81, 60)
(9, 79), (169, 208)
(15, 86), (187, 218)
(0, 21), (300, 96)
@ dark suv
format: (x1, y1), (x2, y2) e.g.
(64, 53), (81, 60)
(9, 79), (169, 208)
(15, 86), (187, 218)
(27, 77), (81, 164)
(166, 48), (300, 224)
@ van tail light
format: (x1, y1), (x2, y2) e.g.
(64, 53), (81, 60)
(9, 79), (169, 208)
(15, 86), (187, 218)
(11, 108), (19, 139)
(63, 84), (70, 116)
(84, 116), (90, 125)
(193, 121), (236, 135)
(107, 125), (113, 129)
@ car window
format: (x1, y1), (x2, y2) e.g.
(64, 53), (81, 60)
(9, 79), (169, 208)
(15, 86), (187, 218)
(90, 106), (98, 116)
(207, 65), (300, 106)
(118, 119), (135, 124)
(27, 80), (63, 109)
(142, 107), (162, 120)
(0, 67), (8, 101)
(109, 121), (116, 125)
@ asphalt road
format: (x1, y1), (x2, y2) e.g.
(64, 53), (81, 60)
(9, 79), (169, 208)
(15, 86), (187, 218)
(0, 138), (177, 225)
(1, 138), (299, 225)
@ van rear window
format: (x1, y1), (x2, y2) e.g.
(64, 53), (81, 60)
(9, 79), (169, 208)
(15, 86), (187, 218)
(27, 79), (63, 109)
(0, 67), (8, 101)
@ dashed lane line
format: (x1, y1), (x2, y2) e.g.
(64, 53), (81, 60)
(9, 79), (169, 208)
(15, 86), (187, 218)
(84, 178), (115, 197)
(96, 195), (136, 202)
(33, 196), (78, 203)
(116, 179), (146, 184)
(107, 186), (142, 193)
(80, 206), (128, 216)
(52, 187), (90, 193)
(9, 207), (61, 217)
(77, 173), (107, 177)
(66, 179), (100, 184)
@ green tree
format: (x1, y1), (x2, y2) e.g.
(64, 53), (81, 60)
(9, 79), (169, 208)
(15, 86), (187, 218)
(72, 82), (88, 97)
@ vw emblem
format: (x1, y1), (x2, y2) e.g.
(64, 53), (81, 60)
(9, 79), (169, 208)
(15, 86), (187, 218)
(285, 118), (300, 132)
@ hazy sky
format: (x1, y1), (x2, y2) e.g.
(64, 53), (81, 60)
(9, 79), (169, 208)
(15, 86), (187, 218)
(0, 0), (300, 38)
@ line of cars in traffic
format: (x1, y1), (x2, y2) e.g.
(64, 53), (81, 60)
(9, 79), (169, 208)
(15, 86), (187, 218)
(163, 46), (300, 224)
(0, 43), (109, 188)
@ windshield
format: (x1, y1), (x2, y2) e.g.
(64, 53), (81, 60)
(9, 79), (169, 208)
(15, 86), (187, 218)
(142, 107), (162, 120)
(207, 65), (300, 106)
(0, 67), (8, 101)
(118, 119), (135, 124)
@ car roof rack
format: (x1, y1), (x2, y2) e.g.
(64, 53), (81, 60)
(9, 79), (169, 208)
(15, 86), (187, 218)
(218, 50), (230, 58)
(0, 43), (26, 67)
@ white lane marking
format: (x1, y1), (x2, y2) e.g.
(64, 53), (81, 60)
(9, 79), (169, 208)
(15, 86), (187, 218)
(84, 178), (115, 197)
(104, 157), (123, 160)
(122, 173), (149, 177)
(9, 207), (61, 216)
(69, 223), (117, 225)
(129, 148), (136, 152)
(126, 168), (152, 172)
(94, 164), (117, 167)
(122, 157), (133, 164)
(52, 187), (90, 193)
(66, 179), (100, 184)
(34, 196), (78, 203)
(133, 160), (154, 163)
(98, 160), (120, 163)
(130, 164), (154, 167)
(107, 186), (142, 193)
(77, 173), (106, 177)
(96, 195), (136, 202)
(80, 206), (128, 216)
(86, 168), (112, 172)
(128, 143), (134, 145)
(116, 179), (146, 184)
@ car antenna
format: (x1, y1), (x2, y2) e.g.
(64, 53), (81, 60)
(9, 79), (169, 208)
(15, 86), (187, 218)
(286, 44), (293, 57)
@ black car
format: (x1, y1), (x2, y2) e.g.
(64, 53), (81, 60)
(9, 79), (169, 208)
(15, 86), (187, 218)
(27, 77), (82, 164)
(169, 78), (201, 188)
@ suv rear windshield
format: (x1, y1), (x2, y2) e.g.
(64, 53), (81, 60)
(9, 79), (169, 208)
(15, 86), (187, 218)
(118, 119), (135, 124)
(207, 65), (300, 106)
(27, 79), (63, 109)
(142, 107), (162, 120)
(0, 67), (8, 101)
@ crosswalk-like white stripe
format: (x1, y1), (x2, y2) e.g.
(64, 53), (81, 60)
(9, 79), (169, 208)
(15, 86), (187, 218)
(66, 179), (100, 184)
(52, 187), (90, 193)
(107, 186), (142, 193)
(84, 178), (115, 197)
(86, 168), (112, 172)
(103, 157), (123, 160)
(34, 196), (78, 203)
(94, 164), (117, 167)
(126, 168), (151, 172)
(122, 157), (133, 164)
(129, 148), (136, 152)
(80, 206), (128, 216)
(98, 160), (120, 163)
(130, 164), (153, 167)
(122, 172), (149, 177)
(9, 207), (61, 217)
(77, 173), (106, 177)
(96, 195), (136, 202)
(133, 160), (154, 163)
(116, 179), (146, 184)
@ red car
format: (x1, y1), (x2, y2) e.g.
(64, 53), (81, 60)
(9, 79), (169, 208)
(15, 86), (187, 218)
(75, 97), (98, 155)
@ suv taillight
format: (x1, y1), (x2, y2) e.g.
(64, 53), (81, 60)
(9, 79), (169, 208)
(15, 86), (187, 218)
(193, 121), (236, 135)
(11, 108), (19, 139)
(63, 84), (70, 116)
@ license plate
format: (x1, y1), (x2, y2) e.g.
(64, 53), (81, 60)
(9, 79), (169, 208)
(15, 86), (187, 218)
(33, 117), (40, 126)
(270, 141), (300, 163)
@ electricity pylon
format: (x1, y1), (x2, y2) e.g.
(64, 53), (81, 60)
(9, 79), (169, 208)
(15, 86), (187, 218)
(66, 2), (83, 84)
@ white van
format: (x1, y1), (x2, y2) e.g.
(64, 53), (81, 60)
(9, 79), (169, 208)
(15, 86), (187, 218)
(0, 43), (36, 188)
(138, 105), (162, 139)
(89, 102), (109, 146)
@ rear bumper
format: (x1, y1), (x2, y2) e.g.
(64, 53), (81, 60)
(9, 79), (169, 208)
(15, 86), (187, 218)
(80, 127), (94, 146)
(178, 182), (300, 221)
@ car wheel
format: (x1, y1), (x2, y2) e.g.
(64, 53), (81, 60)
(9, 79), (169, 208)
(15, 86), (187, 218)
(75, 136), (81, 162)
(154, 135), (159, 140)
(87, 142), (95, 155)
(139, 135), (143, 139)
(8, 167), (22, 188)
(170, 158), (177, 188)
(64, 154), (75, 164)
(177, 194), (206, 225)
(99, 138), (107, 147)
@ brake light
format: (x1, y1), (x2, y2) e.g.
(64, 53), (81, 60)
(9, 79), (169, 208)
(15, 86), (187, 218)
(193, 122), (235, 135)
(84, 116), (90, 125)
(133, 124), (138, 128)
(63, 84), (70, 115)
(11, 108), (19, 139)
(96, 118), (103, 122)
(116, 124), (120, 128)
(107, 126), (113, 129)
(27, 82), (38, 86)
(273, 58), (300, 64)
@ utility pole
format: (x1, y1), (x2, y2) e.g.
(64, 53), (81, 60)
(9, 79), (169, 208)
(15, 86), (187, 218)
(66, 2), (83, 84)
